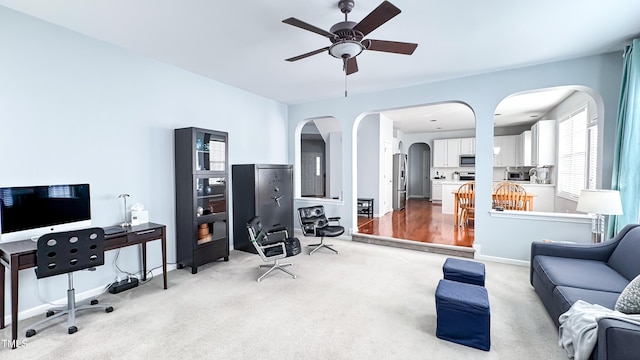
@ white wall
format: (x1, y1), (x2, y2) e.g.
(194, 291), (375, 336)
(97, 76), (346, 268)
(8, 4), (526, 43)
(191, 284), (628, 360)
(289, 52), (623, 261)
(356, 114), (381, 214)
(1, 7), (288, 315)
(379, 114), (394, 214)
(327, 131), (342, 199)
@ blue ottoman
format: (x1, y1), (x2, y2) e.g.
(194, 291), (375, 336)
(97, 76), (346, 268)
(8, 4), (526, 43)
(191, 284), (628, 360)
(435, 279), (490, 351)
(443, 257), (485, 286)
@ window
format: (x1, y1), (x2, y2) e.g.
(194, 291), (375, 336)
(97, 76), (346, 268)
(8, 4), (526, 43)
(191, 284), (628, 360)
(557, 106), (596, 200)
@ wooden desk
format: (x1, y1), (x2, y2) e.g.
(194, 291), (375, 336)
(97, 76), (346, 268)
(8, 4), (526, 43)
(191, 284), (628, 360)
(0, 222), (167, 349)
(452, 191), (536, 226)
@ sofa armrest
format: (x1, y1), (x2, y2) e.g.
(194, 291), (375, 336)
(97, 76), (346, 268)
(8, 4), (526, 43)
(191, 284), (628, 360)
(529, 225), (640, 285)
(596, 318), (640, 360)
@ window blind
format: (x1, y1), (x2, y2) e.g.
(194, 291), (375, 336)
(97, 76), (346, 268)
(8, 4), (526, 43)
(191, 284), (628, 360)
(557, 106), (589, 201)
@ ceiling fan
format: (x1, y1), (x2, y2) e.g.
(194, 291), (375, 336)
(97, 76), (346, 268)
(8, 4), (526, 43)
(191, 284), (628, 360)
(283, 0), (418, 76)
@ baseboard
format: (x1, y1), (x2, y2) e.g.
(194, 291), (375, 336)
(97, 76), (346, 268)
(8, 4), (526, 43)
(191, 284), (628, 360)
(473, 244), (529, 267)
(3, 264), (177, 326)
(352, 233), (474, 258)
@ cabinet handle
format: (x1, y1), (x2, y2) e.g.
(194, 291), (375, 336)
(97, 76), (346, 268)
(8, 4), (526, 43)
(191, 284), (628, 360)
(135, 229), (156, 235)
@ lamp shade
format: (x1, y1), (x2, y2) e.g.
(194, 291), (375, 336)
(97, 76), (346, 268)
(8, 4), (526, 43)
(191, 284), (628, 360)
(576, 189), (623, 215)
(329, 40), (364, 59)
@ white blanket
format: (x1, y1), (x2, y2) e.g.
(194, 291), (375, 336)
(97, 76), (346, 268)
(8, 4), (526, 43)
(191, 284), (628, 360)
(558, 300), (640, 360)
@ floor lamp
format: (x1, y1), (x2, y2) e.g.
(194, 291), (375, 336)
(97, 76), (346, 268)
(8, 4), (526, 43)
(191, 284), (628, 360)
(576, 189), (623, 243)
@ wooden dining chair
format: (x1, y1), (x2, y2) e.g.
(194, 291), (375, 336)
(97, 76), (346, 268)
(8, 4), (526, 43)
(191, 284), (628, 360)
(457, 182), (475, 226)
(494, 182), (527, 210)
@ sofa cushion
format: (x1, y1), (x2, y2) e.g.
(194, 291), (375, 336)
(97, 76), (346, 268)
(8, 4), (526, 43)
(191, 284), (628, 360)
(554, 286), (620, 317)
(615, 274), (640, 314)
(533, 255), (629, 294)
(608, 226), (640, 280)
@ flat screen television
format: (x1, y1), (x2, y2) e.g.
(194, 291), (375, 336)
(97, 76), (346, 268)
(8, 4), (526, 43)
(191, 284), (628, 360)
(0, 183), (91, 242)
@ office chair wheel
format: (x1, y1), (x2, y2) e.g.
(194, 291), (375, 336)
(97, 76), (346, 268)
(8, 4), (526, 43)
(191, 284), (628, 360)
(106, 306), (114, 313)
(68, 326), (78, 334)
(26, 329), (36, 337)
(90, 299), (99, 305)
(46, 310), (55, 317)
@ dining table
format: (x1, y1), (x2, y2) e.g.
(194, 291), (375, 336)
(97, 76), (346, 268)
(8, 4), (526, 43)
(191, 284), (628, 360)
(452, 190), (537, 226)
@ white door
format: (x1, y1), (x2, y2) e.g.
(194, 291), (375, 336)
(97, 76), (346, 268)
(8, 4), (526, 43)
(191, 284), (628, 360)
(423, 150), (430, 197)
(383, 141), (393, 214)
(301, 152), (322, 196)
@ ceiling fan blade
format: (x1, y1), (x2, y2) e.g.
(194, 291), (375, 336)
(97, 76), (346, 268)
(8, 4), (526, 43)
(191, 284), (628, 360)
(282, 17), (335, 38)
(285, 47), (330, 62)
(365, 39), (418, 55)
(353, 1), (401, 36)
(345, 57), (359, 75)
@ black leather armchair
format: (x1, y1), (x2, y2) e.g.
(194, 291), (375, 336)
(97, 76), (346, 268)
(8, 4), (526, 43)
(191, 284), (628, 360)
(246, 216), (301, 282)
(297, 205), (344, 255)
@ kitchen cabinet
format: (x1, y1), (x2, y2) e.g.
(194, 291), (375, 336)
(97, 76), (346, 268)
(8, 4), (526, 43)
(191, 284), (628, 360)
(459, 138), (475, 155)
(493, 135), (517, 167)
(516, 130), (532, 167)
(431, 179), (443, 202)
(433, 138), (464, 167)
(521, 183), (555, 212)
(531, 120), (556, 166)
(440, 181), (469, 214)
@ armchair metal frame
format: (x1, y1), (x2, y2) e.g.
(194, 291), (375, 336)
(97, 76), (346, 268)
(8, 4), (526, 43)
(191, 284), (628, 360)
(247, 217), (297, 282)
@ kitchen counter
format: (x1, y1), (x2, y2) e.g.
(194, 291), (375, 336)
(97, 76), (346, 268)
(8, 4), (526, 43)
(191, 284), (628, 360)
(494, 180), (555, 187)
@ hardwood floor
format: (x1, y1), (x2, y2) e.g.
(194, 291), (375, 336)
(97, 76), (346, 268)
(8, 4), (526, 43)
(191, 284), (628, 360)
(356, 198), (474, 248)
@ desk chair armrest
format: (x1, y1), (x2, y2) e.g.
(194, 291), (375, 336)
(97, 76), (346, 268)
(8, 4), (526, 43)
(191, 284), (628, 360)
(267, 227), (289, 238)
(327, 217), (341, 225)
(259, 241), (287, 259)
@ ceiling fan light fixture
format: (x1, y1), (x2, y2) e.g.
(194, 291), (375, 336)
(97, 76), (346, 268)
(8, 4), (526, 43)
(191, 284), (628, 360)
(329, 40), (364, 59)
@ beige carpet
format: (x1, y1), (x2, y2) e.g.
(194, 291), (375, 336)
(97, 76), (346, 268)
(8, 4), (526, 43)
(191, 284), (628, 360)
(1, 237), (566, 360)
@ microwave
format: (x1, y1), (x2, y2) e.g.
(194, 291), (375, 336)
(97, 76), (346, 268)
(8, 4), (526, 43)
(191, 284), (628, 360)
(459, 154), (475, 167)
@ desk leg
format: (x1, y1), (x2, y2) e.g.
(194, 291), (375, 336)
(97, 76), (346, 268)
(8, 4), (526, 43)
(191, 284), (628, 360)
(10, 255), (19, 349)
(141, 243), (147, 282)
(0, 262), (4, 329)
(161, 233), (167, 289)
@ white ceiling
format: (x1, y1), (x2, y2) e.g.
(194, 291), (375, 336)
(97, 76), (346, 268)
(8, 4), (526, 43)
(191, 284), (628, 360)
(1, 0), (638, 132)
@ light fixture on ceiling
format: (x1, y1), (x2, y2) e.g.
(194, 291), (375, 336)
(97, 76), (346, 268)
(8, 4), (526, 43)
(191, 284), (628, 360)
(329, 40), (364, 59)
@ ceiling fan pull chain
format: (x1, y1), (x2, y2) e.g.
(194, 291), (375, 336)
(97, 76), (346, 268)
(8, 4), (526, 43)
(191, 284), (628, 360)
(343, 58), (348, 97)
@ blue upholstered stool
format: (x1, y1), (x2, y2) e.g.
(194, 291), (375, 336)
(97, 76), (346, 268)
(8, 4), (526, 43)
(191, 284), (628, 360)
(435, 279), (491, 351)
(443, 257), (485, 286)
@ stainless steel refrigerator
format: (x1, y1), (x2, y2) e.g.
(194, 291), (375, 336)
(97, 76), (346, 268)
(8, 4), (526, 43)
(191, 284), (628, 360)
(392, 153), (407, 210)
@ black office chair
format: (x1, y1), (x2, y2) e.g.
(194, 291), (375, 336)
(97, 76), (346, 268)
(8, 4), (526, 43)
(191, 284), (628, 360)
(26, 227), (113, 337)
(246, 216), (301, 282)
(297, 205), (344, 255)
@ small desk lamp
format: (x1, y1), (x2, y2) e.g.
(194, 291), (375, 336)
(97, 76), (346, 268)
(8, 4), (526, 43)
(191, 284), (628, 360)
(576, 189), (623, 243)
(118, 193), (131, 227)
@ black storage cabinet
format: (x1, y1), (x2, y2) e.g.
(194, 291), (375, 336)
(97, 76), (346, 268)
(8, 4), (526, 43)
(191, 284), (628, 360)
(174, 127), (229, 273)
(232, 164), (294, 253)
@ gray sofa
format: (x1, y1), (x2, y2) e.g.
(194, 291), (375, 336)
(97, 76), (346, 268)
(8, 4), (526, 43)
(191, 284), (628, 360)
(530, 224), (640, 360)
